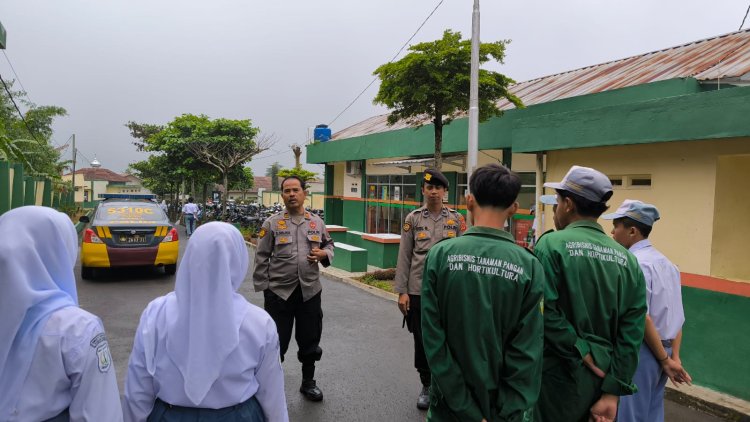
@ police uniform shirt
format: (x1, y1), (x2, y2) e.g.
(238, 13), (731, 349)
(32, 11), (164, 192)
(12, 306), (122, 422)
(394, 206), (466, 295)
(421, 226), (545, 421)
(253, 211), (335, 301)
(630, 239), (685, 340)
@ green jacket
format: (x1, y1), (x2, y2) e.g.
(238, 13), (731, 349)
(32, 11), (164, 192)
(534, 220), (647, 396)
(421, 226), (545, 422)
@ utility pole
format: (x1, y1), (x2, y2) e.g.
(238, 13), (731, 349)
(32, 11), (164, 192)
(71, 134), (77, 204)
(467, 0), (480, 188)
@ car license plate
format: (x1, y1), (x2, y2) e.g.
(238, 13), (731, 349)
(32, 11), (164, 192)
(120, 235), (147, 243)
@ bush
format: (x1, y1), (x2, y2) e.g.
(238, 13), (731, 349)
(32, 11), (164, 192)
(359, 274), (394, 293)
(369, 268), (395, 280)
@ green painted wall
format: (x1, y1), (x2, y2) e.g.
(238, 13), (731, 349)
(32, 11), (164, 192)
(361, 240), (399, 269)
(342, 200), (365, 232)
(307, 78), (706, 164)
(681, 287), (750, 401)
(23, 176), (35, 206)
(513, 85), (750, 153)
(325, 197), (343, 226)
(41, 179), (52, 207)
(11, 163), (24, 208)
(0, 161), (10, 214)
(330, 246), (368, 272)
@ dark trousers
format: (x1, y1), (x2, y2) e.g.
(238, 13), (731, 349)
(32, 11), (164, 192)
(147, 396), (265, 422)
(264, 286), (323, 380)
(408, 294), (431, 386)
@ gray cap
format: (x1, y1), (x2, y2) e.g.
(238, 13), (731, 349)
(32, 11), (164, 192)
(543, 165), (613, 203)
(601, 200), (660, 226)
(539, 194), (558, 205)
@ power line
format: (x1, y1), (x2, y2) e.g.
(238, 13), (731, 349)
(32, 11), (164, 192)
(327, 0), (445, 127)
(0, 73), (49, 149)
(740, 2), (750, 30)
(2, 51), (29, 100)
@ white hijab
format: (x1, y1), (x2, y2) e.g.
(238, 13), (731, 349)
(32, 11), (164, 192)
(158, 222), (251, 404)
(0, 206), (79, 411)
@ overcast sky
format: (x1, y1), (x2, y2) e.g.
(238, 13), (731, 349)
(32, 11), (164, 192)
(1, 0), (748, 175)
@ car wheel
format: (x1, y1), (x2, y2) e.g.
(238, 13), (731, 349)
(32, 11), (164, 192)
(81, 266), (94, 280)
(165, 264), (177, 275)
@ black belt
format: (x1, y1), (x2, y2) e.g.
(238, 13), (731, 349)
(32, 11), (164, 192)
(661, 339), (673, 348)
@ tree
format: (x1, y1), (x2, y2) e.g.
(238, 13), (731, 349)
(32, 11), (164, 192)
(266, 162), (281, 191)
(160, 115), (272, 214)
(230, 166), (254, 202)
(0, 79), (68, 177)
(278, 167), (317, 183)
(373, 29), (523, 170)
(291, 144), (302, 169)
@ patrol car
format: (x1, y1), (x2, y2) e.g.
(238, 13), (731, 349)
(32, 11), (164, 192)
(79, 194), (179, 279)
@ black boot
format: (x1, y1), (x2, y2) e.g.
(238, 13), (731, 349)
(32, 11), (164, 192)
(417, 371), (430, 410)
(417, 386), (430, 410)
(300, 379), (324, 402)
(300, 363), (323, 401)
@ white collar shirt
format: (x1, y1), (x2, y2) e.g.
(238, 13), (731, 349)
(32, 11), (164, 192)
(630, 239), (685, 340)
(12, 307), (122, 422)
(123, 296), (288, 422)
(181, 203), (199, 215)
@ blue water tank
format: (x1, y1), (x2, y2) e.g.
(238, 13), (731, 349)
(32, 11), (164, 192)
(313, 124), (332, 142)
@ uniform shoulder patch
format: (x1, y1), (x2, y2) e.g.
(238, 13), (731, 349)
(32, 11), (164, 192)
(259, 228), (267, 239)
(90, 333), (112, 373)
(403, 222), (411, 232)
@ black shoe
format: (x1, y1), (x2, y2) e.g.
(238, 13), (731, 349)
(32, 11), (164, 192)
(417, 386), (430, 410)
(300, 379), (324, 402)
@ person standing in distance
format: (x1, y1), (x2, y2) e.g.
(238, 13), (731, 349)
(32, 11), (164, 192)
(603, 200), (691, 422)
(421, 164), (545, 421)
(394, 168), (466, 410)
(179, 197), (199, 238)
(534, 166), (647, 422)
(253, 176), (334, 401)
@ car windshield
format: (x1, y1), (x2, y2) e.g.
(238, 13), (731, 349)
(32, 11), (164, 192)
(96, 202), (168, 224)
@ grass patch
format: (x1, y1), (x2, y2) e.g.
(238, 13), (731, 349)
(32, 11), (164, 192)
(358, 271), (395, 293)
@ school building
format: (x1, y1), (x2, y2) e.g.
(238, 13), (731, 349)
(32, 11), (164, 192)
(307, 29), (750, 402)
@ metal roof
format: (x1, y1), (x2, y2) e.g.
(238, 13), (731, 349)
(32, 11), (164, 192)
(333, 29), (750, 140)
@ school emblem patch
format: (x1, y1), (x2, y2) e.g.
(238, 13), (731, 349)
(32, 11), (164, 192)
(403, 223), (411, 233)
(259, 228), (267, 239)
(309, 221), (317, 229)
(90, 334), (112, 373)
(277, 220), (287, 230)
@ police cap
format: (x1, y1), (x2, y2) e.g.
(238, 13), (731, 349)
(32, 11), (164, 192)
(422, 169), (449, 188)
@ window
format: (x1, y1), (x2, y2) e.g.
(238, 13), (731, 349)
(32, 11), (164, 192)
(609, 176), (624, 186)
(607, 174), (652, 189)
(630, 176), (652, 187)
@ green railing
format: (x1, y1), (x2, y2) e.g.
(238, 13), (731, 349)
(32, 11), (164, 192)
(0, 160), (78, 216)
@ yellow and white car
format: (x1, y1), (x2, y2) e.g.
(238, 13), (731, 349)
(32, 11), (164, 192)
(79, 195), (179, 279)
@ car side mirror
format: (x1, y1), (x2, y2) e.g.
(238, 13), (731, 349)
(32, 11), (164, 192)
(79, 215), (90, 224)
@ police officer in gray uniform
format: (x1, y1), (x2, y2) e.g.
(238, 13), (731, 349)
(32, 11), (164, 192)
(253, 176), (334, 402)
(394, 168), (466, 410)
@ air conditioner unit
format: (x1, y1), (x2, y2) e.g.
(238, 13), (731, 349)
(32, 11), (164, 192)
(346, 161), (362, 176)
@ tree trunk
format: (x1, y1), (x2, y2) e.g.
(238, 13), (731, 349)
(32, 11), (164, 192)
(190, 178), (195, 200)
(222, 170), (229, 217)
(202, 183), (208, 206)
(433, 115), (443, 170)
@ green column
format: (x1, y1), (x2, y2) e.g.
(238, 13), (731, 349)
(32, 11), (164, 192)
(11, 163), (24, 208)
(42, 178), (52, 207)
(23, 176), (35, 206)
(52, 190), (60, 208)
(0, 161), (10, 214)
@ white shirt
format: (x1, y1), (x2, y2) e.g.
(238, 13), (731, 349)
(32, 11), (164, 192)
(630, 239), (685, 340)
(181, 203), (199, 215)
(123, 296), (288, 422)
(12, 307), (122, 422)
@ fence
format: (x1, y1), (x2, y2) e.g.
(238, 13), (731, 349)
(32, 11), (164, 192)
(0, 160), (76, 215)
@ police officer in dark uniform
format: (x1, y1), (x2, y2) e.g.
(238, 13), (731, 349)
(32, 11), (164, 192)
(252, 176), (335, 402)
(394, 168), (466, 410)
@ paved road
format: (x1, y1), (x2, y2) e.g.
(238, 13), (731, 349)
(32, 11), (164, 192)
(74, 225), (726, 421)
